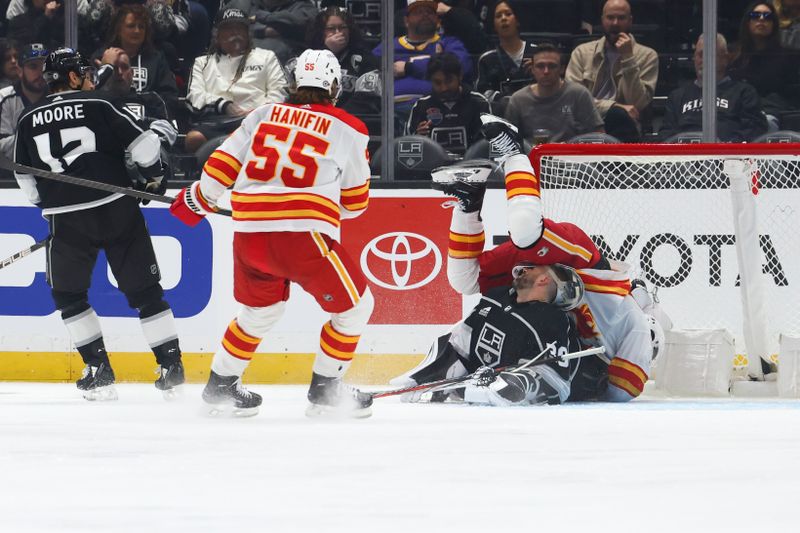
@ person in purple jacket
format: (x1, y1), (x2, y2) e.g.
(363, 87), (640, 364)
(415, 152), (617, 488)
(373, 0), (472, 134)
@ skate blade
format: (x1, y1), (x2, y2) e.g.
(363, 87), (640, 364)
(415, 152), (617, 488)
(83, 385), (118, 402)
(204, 402), (259, 418)
(160, 385), (184, 402)
(305, 403), (372, 419)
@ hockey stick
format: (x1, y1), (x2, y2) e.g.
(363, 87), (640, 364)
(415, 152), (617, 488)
(0, 156), (232, 217)
(370, 346), (606, 400)
(0, 239), (47, 270)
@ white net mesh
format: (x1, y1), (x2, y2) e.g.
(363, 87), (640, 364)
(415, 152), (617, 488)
(534, 144), (800, 361)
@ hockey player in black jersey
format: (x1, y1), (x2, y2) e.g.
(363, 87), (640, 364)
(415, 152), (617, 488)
(13, 48), (185, 401)
(392, 262), (587, 406)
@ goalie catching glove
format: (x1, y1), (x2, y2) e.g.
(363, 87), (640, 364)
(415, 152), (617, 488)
(170, 182), (214, 226)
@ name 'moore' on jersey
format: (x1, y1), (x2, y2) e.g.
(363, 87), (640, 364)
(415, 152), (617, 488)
(196, 102), (371, 240)
(13, 90), (160, 215)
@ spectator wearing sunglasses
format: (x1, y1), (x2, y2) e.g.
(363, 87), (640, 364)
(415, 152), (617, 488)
(0, 43), (48, 160)
(729, 1), (800, 130)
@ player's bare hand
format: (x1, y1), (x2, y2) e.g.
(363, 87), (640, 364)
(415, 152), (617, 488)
(615, 33), (633, 58)
(101, 47), (125, 66)
(415, 120), (432, 136)
(617, 103), (639, 121)
(45, 1), (61, 17)
(393, 61), (407, 78)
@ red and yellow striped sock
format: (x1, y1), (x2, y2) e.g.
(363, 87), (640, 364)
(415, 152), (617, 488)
(313, 321), (361, 378)
(211, 319), (263, 376)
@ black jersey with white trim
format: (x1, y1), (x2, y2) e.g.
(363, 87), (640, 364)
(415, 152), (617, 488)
(462, 285), (579, 380)
(14, 90), (151, 212)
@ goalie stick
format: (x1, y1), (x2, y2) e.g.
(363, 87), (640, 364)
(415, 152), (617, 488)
(0, 156), (232, 217)
(370, 346), (607, 400)
(0, 239), (47, 270)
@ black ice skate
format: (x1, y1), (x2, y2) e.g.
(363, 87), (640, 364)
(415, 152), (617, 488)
(480, 113), (523, 163)
(154, 360), (186, 400)
(431, 159), (495, 213)
(306, 372), (373, 418)
(76, 362), (118, 401)
(202, 370), (262, 417)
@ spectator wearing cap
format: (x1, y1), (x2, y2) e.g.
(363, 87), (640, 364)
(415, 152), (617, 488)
(224, 0), (318, 64)
(7, 1), (65, 53)
(0, 43), (48, 160)
(184, 7), (287, 153)
(373, 0), (473, 134)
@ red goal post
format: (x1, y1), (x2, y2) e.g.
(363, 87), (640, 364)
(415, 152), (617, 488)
(530, 142), (800, 371)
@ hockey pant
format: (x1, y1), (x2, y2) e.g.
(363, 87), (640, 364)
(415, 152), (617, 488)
(47, 200), (180, 367)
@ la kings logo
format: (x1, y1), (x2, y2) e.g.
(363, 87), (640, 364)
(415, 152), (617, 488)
(476, 323), (505, 366)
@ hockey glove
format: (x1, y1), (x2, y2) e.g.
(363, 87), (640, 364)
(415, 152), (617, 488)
(133, 162), (167, 205)
(170, 183), (207, 227)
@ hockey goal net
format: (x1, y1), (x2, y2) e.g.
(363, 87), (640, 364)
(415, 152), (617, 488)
(531, 143), (800, 369)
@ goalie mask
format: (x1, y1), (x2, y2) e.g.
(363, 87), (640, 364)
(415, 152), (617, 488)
(43, 47), (96, 87)
(294, 48), (342, 99)
(512, 262), (585, 311)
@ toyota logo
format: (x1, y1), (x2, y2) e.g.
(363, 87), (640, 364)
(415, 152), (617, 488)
(360, 232), (442, 290)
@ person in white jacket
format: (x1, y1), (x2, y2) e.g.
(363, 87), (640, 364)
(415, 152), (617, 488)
(185, 7), (286, 153)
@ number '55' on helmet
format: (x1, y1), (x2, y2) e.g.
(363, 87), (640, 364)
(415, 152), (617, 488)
(293, 48), (342, 99)
(43, 47), (95, 86)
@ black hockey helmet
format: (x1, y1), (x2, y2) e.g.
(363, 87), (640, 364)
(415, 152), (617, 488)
(43, 47), (95, 87)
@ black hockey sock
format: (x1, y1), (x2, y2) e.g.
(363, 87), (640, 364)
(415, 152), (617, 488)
(152, 338), (181, 366)
(77, 338), (110, 367)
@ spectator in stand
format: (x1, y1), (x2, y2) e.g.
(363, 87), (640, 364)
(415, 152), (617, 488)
(0, 39), (21, 89)
(0, 43), (48, 160)
(566, 0), (658, 142)
(97, 50), (178, 149)
(433, 1), (488, 55)
(505, 43), (604, 144)
(184, 7), (286, 153)
(223, 0), (318, 64)
(407, 52), (490, 156)
(729, 1), (800, 130)
(305, 6), (381, 114)
(94, 3), (179, 118)
(776, 0), (800, 48)
(475, 1), (536, 108)
(6, 0), (65, 52)
(374, 0), (472, 134)
(659, 34), (767, 143)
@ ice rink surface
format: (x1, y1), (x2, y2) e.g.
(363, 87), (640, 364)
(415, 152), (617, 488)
(1, 383), (799, 533)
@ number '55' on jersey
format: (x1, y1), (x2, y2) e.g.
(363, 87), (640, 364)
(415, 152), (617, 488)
(196, 102), (372, 242)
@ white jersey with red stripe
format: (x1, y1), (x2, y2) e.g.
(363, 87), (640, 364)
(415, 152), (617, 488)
(196, 102), (371, 240)
(574, 261), (652, 401)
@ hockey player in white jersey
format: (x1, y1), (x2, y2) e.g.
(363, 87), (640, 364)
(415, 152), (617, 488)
(400, 114), (671, 402)
(171, 49), (374, 417)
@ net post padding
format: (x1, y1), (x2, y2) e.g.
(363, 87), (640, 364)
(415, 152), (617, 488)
(530, 142), (800, 366)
